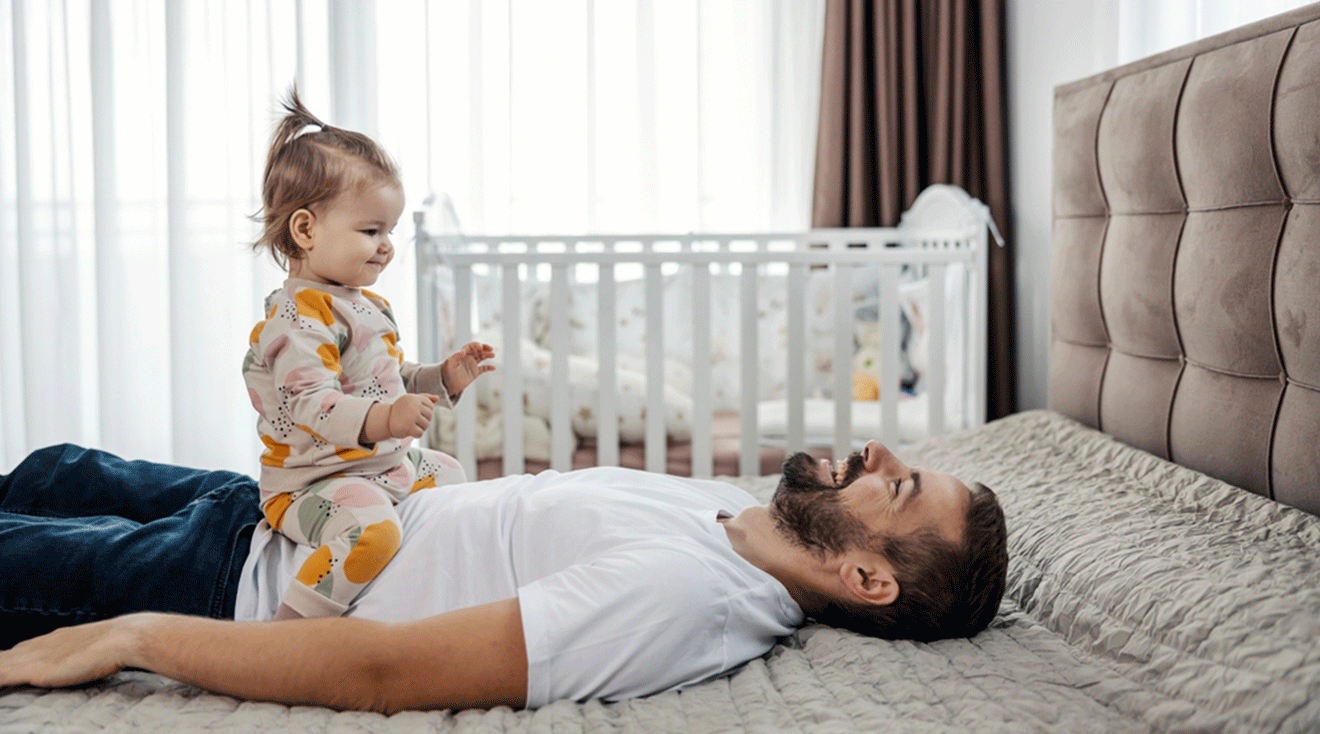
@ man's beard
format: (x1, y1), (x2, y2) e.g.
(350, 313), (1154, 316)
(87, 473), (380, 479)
(771, 451), (871, 555)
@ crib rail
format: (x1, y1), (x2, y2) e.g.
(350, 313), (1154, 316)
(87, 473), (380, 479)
(416, 222), (987, 478)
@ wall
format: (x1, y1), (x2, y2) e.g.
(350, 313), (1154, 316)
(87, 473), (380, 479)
(1006, 0), (1120, 410)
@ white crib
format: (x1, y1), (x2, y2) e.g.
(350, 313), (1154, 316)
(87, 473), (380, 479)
(415, 185), (996, 478)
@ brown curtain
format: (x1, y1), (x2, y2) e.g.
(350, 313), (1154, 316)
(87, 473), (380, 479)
(812, 0), (1015, 420)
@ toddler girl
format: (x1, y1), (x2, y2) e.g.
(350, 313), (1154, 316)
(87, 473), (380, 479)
(243, 90), (494, 620)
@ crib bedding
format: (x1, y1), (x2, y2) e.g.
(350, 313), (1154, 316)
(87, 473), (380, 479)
(5, 409), (1316, 732)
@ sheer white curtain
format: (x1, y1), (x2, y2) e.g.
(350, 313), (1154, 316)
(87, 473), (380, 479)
(376, 0), (824, 234)
(1116, 0), (1312, 63)
(0, 0), (341, 473)
(1, 0), (825, 474)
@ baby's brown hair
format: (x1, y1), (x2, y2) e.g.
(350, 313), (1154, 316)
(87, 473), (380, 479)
(253, 87), (400, 269)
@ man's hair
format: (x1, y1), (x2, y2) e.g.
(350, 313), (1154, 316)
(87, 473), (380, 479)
(812, 481), (1009, 642)
(252, 86), (401, 269)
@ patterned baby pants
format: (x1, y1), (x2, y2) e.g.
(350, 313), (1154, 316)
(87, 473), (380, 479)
(261, 446), (465, 618)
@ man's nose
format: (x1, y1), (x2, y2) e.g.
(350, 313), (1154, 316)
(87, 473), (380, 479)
(862, 439), (898, 472)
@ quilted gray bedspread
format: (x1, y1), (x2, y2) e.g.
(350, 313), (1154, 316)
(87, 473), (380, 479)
(3, 410), (1318, 732)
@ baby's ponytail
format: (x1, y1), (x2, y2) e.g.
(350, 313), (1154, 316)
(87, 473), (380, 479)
(265, 88), (328, 166)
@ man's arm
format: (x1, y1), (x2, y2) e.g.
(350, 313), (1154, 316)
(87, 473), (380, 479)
(0, 598), (528, 713)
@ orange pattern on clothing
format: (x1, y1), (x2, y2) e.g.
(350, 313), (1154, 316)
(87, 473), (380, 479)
(382, 332), (403, 364)
(342, 520), (402, 584)
(335, 445), (378, 462)
(295, 289), (336, 326)
(410, 475), (437, 494)
(317, 342), (342, 373)
(296, 545), (335, 586)
(260, 435), (291, 468)
(263, 493), (294, 530)
(249, 320), (265, 344)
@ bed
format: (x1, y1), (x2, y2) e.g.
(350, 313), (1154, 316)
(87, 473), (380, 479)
(4, 4), (1320, 732)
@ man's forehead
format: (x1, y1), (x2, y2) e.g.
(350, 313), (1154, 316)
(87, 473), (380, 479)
(921, 468), (972, 542)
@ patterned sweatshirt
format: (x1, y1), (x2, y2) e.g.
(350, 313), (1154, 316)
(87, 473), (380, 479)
(243, 279), (455, 501)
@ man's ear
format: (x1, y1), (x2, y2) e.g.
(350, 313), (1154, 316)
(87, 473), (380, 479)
(289, 208), (316, 252)
(839, 552), (899, 606)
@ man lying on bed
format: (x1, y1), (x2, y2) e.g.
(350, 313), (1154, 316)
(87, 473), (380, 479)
(0, 440), (1007, 713)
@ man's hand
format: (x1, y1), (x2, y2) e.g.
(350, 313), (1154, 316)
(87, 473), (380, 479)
(441, 342), (496, 395)
(0, 615), (143, 689)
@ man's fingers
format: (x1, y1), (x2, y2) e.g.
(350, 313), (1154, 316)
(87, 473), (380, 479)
(0, 624), (126, 689)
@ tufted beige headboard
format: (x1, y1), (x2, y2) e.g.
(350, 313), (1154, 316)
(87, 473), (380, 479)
(1050, 3), (1320, 515)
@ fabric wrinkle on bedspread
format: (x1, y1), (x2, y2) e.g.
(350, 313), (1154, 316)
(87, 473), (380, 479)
(3, 410), (1318, 732)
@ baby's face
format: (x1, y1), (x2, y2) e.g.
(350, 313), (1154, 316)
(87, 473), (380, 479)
(291, 181), (404, 288)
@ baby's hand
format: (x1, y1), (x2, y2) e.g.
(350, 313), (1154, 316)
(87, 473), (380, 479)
(387, 393), (440, 439)
(441, 342), (496, 394)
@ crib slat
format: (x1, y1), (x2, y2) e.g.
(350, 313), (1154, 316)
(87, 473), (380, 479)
(785, 260), (806, 454)
(928, 263), (947, 435)
(645, 262), (665, 473)
(832, 255), (853, 461)
(454, 264), (476, 478)
(550, 263), (571, 471)
(740, 260), (759, 477)
(597, 262), (619, 466)
(691, 251), (713, 478)
(502, 263), (524, 475)
(879, 265), (900, 448)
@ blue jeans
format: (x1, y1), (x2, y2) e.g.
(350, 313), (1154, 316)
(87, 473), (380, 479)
(0, 444), (263, 649)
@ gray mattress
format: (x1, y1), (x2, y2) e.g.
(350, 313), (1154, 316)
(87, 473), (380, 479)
(3, 410), (1318, 732)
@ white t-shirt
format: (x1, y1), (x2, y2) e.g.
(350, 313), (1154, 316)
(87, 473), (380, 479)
(234, 467), (804, 706)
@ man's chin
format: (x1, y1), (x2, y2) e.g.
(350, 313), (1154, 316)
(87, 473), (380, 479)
(770, 453), (871, 555)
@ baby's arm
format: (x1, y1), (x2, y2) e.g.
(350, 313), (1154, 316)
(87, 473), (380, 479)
(398, 343), (494, 407)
